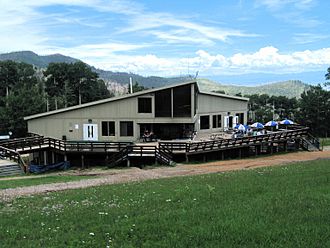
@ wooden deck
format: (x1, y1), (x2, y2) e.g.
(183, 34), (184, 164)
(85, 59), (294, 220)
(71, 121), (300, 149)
(0, 127), (321, 170)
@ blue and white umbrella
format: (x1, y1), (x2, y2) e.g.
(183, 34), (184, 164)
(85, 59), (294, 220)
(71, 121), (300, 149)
(280, 119), (294, 125)
(251, 122), (264, 129)
(234, 124), (246, 131)
(265, 120), (278, 127)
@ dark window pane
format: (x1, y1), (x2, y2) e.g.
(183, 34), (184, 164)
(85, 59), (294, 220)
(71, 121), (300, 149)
(212, 115), (217, 128)
(173, 85), (191, 117)
(217, 115), (222, 128)
(120, 121), (134, 136)
(138, 98), (152, 113)
(212, 115), (222, 128)
(155, 89), (171, 117)
(102, 121), (115, 136)
(200, 115), (210, 130)
(109, 122), (115, 136)
(101, 121), (108, 136)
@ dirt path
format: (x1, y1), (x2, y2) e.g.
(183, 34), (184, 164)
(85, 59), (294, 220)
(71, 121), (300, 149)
(1, 150), (330, 201)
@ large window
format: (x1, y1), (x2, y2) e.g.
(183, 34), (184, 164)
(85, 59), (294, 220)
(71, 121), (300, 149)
(155, 89), (171, 117)
(138, 97), (152, 113)
(200, 115), (210, 130)
(173, 85), (191, 117)
(120, 121), (134, 136)
(236, 113), (244, 124)
(101, 121), (115, 136)
(212, 115), (222, 128)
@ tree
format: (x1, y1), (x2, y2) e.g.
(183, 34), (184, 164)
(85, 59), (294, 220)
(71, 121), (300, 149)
(297, 85), (330, 137)
(325, 66), (330, 88)
(43, 62), (111, 109)
(0, 61), (44, 136)
(131, 81), (147, 93)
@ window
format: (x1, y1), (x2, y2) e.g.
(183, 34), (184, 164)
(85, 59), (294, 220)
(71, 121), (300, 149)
(173, 85), (191, 117)
(138, 97), (152, 113)
(200, 115), (210, 130)
(101, 121), (115, 136)
(212, 114), (222, 128)
(120, 121), (134, 136)
(236, 113), (244, 124)
(155, 89), (171, 117)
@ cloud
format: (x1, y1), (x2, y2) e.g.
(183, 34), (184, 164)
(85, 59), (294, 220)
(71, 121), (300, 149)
(67, 46), (330, 76)
(293, 33), (329, 44)
(255, 0), (320, 28)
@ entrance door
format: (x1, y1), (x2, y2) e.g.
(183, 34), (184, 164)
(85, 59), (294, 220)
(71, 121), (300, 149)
(83, 124), (98, 141)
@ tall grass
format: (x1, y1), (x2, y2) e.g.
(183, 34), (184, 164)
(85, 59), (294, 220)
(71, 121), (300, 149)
(1, 159), (330, 247)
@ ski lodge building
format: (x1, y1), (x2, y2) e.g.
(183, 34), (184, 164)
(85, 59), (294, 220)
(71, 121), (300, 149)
(24, 81), (248, 142)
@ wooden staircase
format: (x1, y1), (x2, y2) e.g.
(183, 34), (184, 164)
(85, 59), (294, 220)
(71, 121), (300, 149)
(107, 145), (176, 167)
(0, 162), (24, 177)
(0, 145), (26, 176)
(300, 133), (321, 151)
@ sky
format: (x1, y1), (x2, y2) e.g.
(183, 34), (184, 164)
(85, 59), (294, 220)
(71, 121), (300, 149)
(0, 0), (330, 85)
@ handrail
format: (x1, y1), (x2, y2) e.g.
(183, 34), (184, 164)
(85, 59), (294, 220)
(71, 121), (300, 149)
(160, 127), (310, 154)
(0, 145), (27, 173)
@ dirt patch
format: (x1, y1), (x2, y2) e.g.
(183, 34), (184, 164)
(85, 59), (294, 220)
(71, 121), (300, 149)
(1, 150), (330, 202)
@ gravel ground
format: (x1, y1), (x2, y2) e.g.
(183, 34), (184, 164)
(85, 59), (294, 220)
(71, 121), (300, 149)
(1, 150), (330, 202)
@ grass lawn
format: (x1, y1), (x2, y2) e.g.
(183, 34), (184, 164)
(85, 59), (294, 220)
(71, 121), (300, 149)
(0, 175), (96, 189)
(321, 138), (330, 147)
(1, 159), (330, 247)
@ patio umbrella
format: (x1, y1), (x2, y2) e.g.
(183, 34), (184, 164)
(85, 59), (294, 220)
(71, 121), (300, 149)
(280, 119), (294, 125)
(251, 122), (264, 129)
(265, 120), (278, 127)
(234, 124), (246, 131)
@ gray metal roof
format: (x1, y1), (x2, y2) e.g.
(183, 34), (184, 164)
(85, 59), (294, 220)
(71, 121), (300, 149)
(24, 80), (248, 120)
(198, 91), (249, 101)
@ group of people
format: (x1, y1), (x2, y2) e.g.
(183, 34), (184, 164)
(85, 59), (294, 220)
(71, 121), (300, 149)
(232, 127), (267, 139)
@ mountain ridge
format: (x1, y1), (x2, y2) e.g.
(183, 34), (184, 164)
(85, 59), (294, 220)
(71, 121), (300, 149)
(0, 51), (310, 98)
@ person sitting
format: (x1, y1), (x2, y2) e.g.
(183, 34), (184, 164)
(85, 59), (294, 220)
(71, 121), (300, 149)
(142, 130), (150, 142)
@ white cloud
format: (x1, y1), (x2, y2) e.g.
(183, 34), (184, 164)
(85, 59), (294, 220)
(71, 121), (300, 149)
(293, 33), (329, 44)
(255, 0), (320, 27)
(63, 46), (330, 76)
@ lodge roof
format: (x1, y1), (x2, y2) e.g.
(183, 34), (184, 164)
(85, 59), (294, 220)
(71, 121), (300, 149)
(24, 80), (248, 120)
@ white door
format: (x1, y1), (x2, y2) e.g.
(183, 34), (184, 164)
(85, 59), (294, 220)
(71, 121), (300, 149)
(224, 116), (229, 130)
(83, 124), (98, 141)
(233, 116), (239, 128)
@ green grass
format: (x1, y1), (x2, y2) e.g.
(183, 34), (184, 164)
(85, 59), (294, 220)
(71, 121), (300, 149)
(0, 175), (96, 189)
(1, 159), (330, 247)
(321, 138), (330, 147)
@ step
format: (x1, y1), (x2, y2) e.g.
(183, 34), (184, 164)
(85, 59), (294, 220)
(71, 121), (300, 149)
(0, 162), (24, 177)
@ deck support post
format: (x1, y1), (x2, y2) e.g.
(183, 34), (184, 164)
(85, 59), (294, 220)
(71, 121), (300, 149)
(270, 143), (273, 154)
(238, 149), (242, 159)
(185, 154), (189, 163)
(81, 154), (85, 169)
(221, 151), (224, 160)
(64, 154), (67, 161)
(43, 151), (47, 165)
(51, 152), (55, 164)
(127, 159), (130, 167)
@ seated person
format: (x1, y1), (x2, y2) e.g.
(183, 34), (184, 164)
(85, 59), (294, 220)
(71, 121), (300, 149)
(142, 130), (150, 142)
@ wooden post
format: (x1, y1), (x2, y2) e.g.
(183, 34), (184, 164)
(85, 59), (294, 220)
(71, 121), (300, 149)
(43, 151), (47, 165)
(81, 154), (85, 169)
(127, 159), (130, 167)
(270, 143), (273, 154)
(221, 151), (224, 160)
(238, 148), (242, 159)
(64, 154), (67, 161)
(51, 152), (55, 164)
